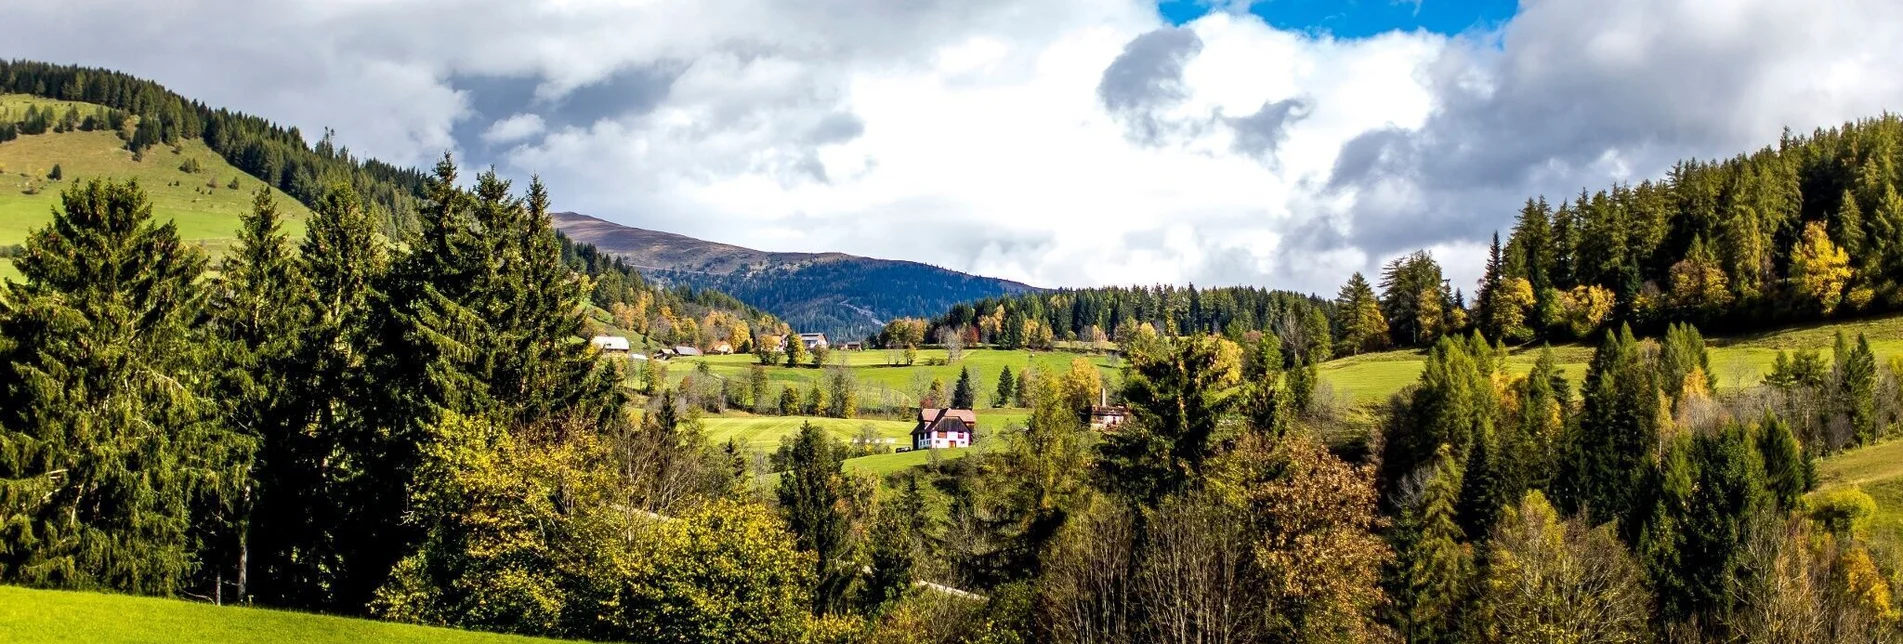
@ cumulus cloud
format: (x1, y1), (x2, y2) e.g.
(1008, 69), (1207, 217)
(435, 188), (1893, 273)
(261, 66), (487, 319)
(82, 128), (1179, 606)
(8, 0), (1903, 296)
(481, 113), (546, 144)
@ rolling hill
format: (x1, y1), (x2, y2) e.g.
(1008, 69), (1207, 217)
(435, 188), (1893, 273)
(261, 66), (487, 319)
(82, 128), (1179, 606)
(553, 211), (1039, 341)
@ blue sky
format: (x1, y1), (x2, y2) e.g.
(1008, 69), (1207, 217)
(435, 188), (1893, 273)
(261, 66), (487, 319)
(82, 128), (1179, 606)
(1159, 0), (1518, 37)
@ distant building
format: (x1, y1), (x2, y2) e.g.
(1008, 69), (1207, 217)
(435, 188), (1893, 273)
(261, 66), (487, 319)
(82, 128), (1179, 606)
(758, 334), (786, 351)
(628, 353), (650, 361)
(673, 345), (704, 357)
(712, 342), (734, 355)
(799, 333), (829, 350)
(911, 408), (975, 450)
(590, 336), (631, 353)
(840, 341), (864, 351)
(1090, 405), (1130, 431)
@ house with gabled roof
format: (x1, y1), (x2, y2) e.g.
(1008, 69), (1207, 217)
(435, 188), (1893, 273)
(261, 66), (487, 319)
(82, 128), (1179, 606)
(911, 408), (975, 450)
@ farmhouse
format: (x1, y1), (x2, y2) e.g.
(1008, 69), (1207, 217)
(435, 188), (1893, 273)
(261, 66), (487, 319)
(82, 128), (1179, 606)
(911, 408), (975, 450)
(1090, 405), (1130, 430)
(590, 335), (630, 353)
(712, 342), (733, 355)
(840, 341), (863, 351)
(673, 345), (704, 357)
(799, 333), (829, 350)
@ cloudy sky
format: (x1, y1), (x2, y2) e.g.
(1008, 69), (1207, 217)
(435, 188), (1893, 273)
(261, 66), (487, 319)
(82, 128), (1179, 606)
(11, 0), (1903, 293)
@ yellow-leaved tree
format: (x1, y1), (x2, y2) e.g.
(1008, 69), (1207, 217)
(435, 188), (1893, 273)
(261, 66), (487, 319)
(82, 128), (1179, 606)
(1789, 221), (1853, 315)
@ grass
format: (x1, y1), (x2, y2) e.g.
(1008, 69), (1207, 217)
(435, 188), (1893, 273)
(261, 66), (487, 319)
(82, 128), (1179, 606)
(0, 585), (569, 644)
(701, 414), (915, 450)
(1320, 315), (1903, 403)
(1817, 438), (1903, 554)
(844, 448), (971, 475)
(664, 348), (1119, 415)
(0, 94), (310, 259)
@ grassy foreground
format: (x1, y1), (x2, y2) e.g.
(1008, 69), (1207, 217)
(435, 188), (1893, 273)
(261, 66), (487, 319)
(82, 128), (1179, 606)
(0, 585), (568, 644)
(1818, 438), (1903, 548)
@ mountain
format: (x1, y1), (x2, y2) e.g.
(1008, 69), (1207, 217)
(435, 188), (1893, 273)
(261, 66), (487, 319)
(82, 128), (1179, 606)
(552, 211), (1040, 341)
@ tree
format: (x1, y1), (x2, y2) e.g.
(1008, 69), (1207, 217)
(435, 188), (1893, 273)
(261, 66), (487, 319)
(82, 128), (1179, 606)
(1667, 236), (1732, 316)
(1835, 332), (1878, 445)
(786, 335), (809, 368)
(1096, 335), (1241, 507)
(1398, 445), (1473, 643)
(46, 163), (61, 180)
(775, 422), (864, 614)
(210, 187), (315, 602)
(612, 500), (815, 644)
(1554, 325), (1661, 526)
(951, 366), (976, 410)
(993, 366), (1017, 408)
(1472, 491), (1652, 644)
(0, 179), (251, 596)
(1789, 221), (1853, 315)
(1336, 272), (1390, 356)
(825, 367), (858, 419)
(923, 377), (947, 409)
(749, 365), (772, 414)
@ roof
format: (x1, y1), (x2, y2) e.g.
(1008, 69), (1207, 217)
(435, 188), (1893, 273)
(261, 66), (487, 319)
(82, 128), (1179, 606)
(1091, 405), (1130, 416)
(590, 336), (630, 351)
(799, 332), (827, 339)
(911, 408), (976, 437)
(672, 345), (703, 356)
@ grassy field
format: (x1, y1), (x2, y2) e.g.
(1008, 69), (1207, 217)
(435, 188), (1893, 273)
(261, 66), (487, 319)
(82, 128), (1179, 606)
(1320, 315), (1903, 403)
(0, 585), (568, 644)
(1817, 438), (1903, 553)
(701, 414), (916, 450)
(845, 447), (971, 475)
(0, 94), (309, 260)
(659, 348), (1115, 424)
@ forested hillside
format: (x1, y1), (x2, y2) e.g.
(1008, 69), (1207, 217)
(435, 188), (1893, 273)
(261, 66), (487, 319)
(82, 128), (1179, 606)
(554, 211), (1039, 341)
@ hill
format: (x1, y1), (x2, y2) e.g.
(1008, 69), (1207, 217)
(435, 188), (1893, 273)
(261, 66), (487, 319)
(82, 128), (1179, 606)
(553, 211), (1039, 341)
(0, 94), (313, 278)
(0, 585), (570, 644)
(1317, 313), (1903, 403)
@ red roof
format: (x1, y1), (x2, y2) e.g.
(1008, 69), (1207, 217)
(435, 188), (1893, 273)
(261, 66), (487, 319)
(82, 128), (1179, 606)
(912, 408), (976, 437)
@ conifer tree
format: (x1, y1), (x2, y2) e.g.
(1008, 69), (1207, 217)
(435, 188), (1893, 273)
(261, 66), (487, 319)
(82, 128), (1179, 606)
(993, 365), (1016, 408)
(1335, 272), (1389, 356)
(951, 366), (976, 410)
(1756, 413), (1807, 512)
(1555, 325), (1661, 526)
(209, 188), (314, 602)
(774, 422), (861, 614)
(1096, 335), (1239, 508)
(1835, 332), (1878, 444)
(1398, 445), (1473, 643)
(0, 179), (251, 596)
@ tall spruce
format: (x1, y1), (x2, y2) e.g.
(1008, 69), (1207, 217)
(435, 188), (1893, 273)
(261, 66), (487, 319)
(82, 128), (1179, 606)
(0, 179), (251, 596)
(209, 187), (315, 602)
(1397, 445), (1473, 644)
(1555, 325), (1661, 526)
(993, 365), (1016, 408)
(951, 366), (976, 410)
(775, 422), (860, 614)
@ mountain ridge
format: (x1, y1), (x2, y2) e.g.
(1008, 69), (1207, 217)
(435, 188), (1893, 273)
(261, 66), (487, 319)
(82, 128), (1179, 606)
(551, 211), (1040, 340)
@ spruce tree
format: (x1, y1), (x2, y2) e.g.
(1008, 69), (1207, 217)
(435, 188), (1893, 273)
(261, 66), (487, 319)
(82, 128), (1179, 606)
(0, 179), (251, 596)
(208, 188), (314, 602)
(1756, 413), (1806, 512)
(951, 366), (976, 409)
(1835, 332), (1878, 444)
(1555, 325), (1660, 526)
(1399, 445), (1473, 643)
(993, 365), (1016, 408)
(775, 422), (859, 614)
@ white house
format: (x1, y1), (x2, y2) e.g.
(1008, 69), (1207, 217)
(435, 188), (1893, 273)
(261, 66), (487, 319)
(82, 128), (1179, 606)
(910, 408), (975, 450)
(590, 335), (631, 353)
(799, 333), (829, 350)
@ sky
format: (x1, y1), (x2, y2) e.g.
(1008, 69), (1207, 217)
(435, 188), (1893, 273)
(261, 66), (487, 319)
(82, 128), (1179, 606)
(9, 0), (1903, 295)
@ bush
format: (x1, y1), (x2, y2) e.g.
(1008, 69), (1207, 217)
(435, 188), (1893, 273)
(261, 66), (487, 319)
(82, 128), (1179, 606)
(1806, 486), (1877, 536)
(179, 157), (202, 174)
(47, 164), (61, 181)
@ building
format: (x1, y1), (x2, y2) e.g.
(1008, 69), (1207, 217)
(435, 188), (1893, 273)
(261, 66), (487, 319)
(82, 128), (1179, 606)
(911, 408), (976, 450)
(1090, 405), (1130, 431)
(798, 333), (829, 350)
(590, 335), (631, 353)
(711, 342), (734, 355)
(673, 345), (704, 357)
(840, 341), (863, 351)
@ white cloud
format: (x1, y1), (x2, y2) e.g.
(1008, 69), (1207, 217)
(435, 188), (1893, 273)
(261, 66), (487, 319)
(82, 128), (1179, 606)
(481, 113), (546, 144)
(9, 0), (1903, 295)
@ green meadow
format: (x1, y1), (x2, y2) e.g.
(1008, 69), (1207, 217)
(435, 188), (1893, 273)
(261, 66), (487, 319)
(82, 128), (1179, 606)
(0, 585), (569, 644)
(0, 94), (310, 259)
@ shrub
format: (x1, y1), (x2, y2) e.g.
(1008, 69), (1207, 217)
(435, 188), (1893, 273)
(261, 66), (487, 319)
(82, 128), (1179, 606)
(1807, 486), (1877, 536)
